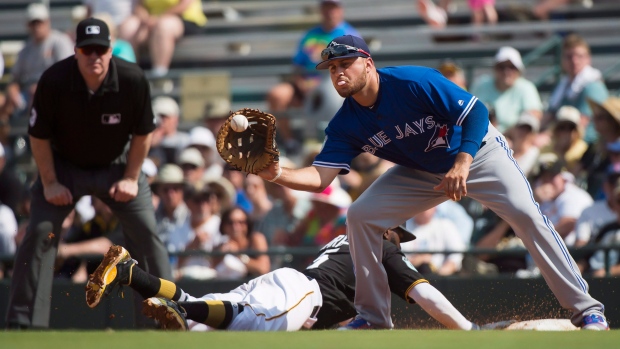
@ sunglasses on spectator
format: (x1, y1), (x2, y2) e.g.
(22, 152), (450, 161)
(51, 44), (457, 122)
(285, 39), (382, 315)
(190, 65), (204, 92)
(77, 45), (110, 56)
(320, 44), (370, 61)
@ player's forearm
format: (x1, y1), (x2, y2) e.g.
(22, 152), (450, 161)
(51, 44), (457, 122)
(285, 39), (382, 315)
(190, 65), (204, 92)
(272, 166), (336, 193)
(124, 133), (153, 180)
(29, 136), (58, 186)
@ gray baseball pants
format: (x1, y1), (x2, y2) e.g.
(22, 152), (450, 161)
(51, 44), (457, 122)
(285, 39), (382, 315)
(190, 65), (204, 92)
(346, 125), (604, 328)
(6, 158), (172, 328)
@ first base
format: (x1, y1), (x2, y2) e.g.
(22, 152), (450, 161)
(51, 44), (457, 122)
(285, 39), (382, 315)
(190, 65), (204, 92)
(506, 319), (578, 331)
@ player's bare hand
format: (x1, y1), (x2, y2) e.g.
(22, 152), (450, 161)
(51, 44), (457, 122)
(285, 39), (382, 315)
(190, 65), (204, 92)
(434, 152), (473, 201)
(257, 161), (281, 182)
(43, 182), (73, 206)
(109, 177), (139, 202)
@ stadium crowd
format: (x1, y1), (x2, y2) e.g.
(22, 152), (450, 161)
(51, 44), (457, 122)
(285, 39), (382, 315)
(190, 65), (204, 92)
(0, 0), (620, 284)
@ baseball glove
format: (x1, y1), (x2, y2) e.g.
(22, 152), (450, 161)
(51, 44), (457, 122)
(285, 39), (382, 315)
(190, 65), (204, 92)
(216, 108), (279, 174)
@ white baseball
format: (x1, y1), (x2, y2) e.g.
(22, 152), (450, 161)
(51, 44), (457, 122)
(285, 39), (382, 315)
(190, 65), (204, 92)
(231, 114), (249, 132)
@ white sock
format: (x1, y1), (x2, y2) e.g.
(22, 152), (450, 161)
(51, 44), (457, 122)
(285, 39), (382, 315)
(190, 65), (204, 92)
(409, 282), (474, 330)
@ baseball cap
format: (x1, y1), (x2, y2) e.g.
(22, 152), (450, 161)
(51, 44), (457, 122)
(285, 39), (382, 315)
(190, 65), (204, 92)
(316, 35), (371, 70)
(535, 153), (565, 180)
(189, 126), (216, 149)
(311, 184), (352, 209)
(75, 17), (111, 48)
(494, 46), (524, 72)
(556, 105), (581, 125)
(178, 147), (205, 167)
(391, 224), (417, 243)
(154, 164), (185, 184)
(203, 98), (231, 120)
(515, 112), (540, 133)
(27, 3), (49, 22)
(152, 96), (180, 117)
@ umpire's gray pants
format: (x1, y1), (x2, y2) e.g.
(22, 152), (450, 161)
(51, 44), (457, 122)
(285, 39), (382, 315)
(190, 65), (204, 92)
(6, 158), (172, 328)
(347, 125), (604, 328)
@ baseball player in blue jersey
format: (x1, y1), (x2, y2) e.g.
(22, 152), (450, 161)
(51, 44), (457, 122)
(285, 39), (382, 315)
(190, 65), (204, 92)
(257, 35), (609, 330)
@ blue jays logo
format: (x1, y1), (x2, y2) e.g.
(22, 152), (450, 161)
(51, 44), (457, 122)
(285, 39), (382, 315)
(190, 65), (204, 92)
(425, 124), (450, 152)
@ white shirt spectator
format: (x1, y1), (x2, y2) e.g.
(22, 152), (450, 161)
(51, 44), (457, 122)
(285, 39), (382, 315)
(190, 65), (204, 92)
(401, 218), (466, 272)
(539, 182), (594, 246)
(575, 200), (616, 246)
(0, 204), (18, 255)
(406, 201), (473, 246)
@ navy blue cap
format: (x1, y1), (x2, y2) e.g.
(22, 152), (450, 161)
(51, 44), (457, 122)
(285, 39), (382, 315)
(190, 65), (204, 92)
(391, 224), (416, 243)
(75, 17), (111, 48)
(316, 35), (371, 70)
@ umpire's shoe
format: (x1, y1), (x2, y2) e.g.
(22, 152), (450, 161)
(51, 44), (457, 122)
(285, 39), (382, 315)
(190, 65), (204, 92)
(85, 245), (136, 308)
(143, 297), (188, 331)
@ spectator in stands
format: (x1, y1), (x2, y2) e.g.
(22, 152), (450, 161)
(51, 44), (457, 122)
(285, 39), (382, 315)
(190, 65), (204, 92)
(149, 96), (190, 165)
(0, 143), (24, 217)
(406, 200), (474, 247)
(223, 165), (253, 214)
(401, 207), (466, 276)
(56, 198), (124, 283)
(213, 206), (270, 279)
(256, 157), (311, 245)
(574, 163), (620, 248)
(266, 0), (360, 153)
(542, 105), (588, 174)
(276, 183), (351, 250)
(176, 182), (222, 280)
(589, 177), (620, 277)
(0, 3), (73, 123)
(178, 147), (205, 186)
(577, 97), (620, 198)
(471, 47), (543, 133)
(545, 34), (609, 144)
(202, 97), (231, 137)
(468, 0), (497, 28)
(187, 126), (223, 181)
(143, 157), (161, 209)
(438, 60), (467, 90)
(504, 112), (541, 177)
(0, 201), (18, 275)
(93, 12), (136, 63)
(417, 0), (449, 28)
(83, 0), (133, 30)
(346, 153), (395, 201)
(119, 0), (207, 78)
(532, 0), (570, 20)
(534, 153), (593, 246)
(153, 164), (190, 254)
(243, 174), (273, 224)
(205, 177), (236, 216)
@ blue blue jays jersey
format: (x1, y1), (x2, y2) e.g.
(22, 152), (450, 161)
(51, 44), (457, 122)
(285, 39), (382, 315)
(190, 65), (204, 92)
(313, 66), (489, 174)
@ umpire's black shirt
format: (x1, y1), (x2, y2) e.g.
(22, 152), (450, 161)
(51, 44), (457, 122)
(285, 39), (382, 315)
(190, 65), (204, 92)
(28, 56), (156, 169)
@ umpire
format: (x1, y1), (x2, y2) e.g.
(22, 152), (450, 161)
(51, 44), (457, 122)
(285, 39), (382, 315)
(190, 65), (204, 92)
(6, 17), (172, 329)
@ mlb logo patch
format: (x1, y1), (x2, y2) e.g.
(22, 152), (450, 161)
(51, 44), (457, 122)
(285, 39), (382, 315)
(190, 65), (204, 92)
(102, 114), (121, 124)
(86, 25), (100, 35)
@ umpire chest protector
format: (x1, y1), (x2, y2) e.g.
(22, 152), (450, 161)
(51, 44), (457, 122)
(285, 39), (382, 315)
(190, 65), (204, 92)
(29, 56), (156, 168)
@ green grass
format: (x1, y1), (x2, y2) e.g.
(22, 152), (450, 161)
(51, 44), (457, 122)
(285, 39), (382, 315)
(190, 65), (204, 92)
(1, 330), (619, 349)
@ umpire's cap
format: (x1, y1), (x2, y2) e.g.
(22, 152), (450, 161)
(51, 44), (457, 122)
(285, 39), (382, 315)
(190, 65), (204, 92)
(391, 225), (416, 243)
(316, 35), (371, 70)
(76, 17), (111, 48)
